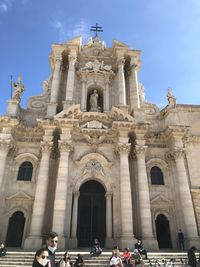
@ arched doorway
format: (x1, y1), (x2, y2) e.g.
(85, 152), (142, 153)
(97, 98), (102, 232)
(5, 211), (25, 247)
(77, 180), (106, 247)
(155, 214), (172, 248)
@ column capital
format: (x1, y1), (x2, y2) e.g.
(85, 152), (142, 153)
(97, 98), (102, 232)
(40, 141), (53, 153)
(117, 57), (125, 66)
(68, 54), (77, 65)
(73, 191), (80, 198)
(134, 145), (147, 158)
(59, 140), (73, 153)
(116, 143), (131, 154)
(105, 192), (112, 198)
(0, 140), (13, 151)
(169, 149), (185, 161)
(55, 54), (62, 63)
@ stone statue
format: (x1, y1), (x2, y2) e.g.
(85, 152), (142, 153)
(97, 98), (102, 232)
(12, 76), (25, 101)
(167, 88), (176, 108)
(89, 90), (100, 112)
(42, 80), (49, 93)
(139, 83), (146, 103)
(81, 60), (113, 73)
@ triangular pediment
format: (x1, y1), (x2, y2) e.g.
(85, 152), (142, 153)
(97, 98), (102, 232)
(6, 191), (33, 201)
(151, 194), (171, 204)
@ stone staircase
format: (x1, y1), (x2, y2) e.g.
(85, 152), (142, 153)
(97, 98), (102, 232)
(0, 251), (190, 267)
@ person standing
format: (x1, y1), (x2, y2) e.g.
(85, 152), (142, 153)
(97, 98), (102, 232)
(0, 242), (6, 257)
(188, 246), (197, 267)
(45, 232), (58, 267)
(32, 248), (50, 267)
(177, 229), (185, 250)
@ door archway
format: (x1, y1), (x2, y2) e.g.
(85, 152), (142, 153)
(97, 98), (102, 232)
(155, 214), (172, 248)
(5, 211), (25, 247)
(77, 180), (106, 247)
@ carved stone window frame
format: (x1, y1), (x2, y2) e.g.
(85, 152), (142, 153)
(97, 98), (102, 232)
(14, 153), (39, 183)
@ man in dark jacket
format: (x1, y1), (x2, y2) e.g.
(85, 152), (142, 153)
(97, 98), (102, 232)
(188, 246), (197, 267)
(135, 240), (148, 259)
(45, 232), (58, 267)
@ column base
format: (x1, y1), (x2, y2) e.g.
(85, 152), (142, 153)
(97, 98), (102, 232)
(46, 103), (57, 117)
(105, 238), (114, 248)
(141, 237), (158, 251)
(186, 237), (200, 250)
(24, 236), (43, 249)
(67, 238), (78, 249)
(117, 105), (129, 114)
(56, 236), (66, 251)
(120, 235), (137, 250)
(63, 100), (75, 111)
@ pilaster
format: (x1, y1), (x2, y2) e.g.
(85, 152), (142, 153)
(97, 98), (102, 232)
(117, 57), (126, 106)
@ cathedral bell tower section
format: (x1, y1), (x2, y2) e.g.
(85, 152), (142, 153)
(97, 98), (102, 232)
(46, 36), (142, 117)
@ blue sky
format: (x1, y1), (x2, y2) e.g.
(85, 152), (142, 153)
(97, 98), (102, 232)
(0, 0), (200, 115)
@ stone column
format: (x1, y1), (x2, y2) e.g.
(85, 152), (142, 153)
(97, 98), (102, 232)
(172, 149), (199, 244)
(117, 57), (126, 106)
(135, 145), (157, 248)
(71, 191), (80, 244)
(117, 143), (134, 248)
(129, 58), (140, 109)
(104, 79), (110, 112)
(64, 54), (77, 110)
(25, 141), (52, 249)
(0, 141), (11, 189)
(105, 192), (113, 247)
(47, 54), (62, 117)
(80, 78), (87, 111)
(52, 140), (72, 249)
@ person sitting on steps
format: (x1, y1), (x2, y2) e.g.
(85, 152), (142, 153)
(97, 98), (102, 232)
(134, 240), (148, 259)
(90, 238), (102, 256)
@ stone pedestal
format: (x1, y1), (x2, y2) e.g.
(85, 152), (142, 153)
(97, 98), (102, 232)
(6, 99), (19, 117)
(46, 103), (57, 117)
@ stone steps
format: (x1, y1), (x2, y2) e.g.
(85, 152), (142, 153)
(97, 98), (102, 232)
(0, 251), (190, 267)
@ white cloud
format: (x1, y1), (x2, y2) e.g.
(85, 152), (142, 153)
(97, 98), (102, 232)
(67, 20), (90, 42)
(0, 0), (29, 13)
(50, 18), (90, 43)
(0, 0), (12, 13)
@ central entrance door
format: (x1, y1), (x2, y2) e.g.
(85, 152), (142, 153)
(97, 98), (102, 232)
(155, 214), (172, 248)
(77, 180), (106, 247)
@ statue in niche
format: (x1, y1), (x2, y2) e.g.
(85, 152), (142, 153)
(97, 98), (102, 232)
(89, 90), (101, 112)
(12, 76), (25, 101)
(167, 88), (176, 108)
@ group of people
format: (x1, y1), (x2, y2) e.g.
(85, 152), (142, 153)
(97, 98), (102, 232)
(32, 232), (84, 267)
(109, 240), (147, 267)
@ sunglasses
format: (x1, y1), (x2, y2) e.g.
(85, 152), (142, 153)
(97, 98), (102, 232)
(41, 256), (49, 259)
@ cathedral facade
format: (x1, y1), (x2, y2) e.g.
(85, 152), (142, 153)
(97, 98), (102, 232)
(0, 36), (200, 250)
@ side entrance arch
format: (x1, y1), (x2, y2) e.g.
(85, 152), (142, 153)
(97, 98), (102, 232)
(77, 180), (106, 247)
(5, 211), (25, 247)
(155, 214), (172, 248)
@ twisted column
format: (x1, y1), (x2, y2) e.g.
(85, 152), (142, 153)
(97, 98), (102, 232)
(71, 191), (80, 238)
(52, 141), (72, 235)
(172, 149), (198, 238)
(117, 57), (126, 105)
(135, 145), (154, 238)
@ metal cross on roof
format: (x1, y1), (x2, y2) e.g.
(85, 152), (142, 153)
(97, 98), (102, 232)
(90, 23), (103, 38)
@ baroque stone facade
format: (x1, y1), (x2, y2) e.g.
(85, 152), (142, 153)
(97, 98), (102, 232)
(0, 36), (200, 250)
